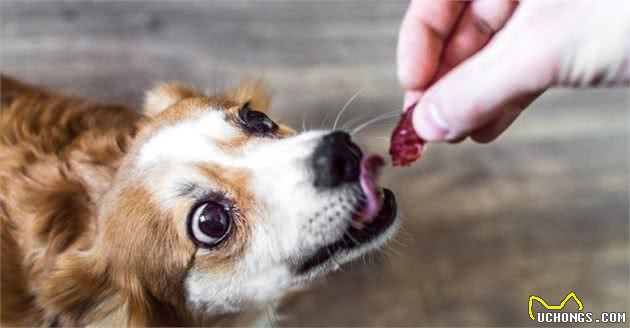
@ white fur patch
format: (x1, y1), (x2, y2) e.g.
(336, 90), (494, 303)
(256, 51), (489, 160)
(134, 107), (399, 316)
(185, 264), (294, 315)
(137, 109), (242, 168)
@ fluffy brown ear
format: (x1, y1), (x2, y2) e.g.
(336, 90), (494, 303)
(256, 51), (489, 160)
(39, 252), (119, 326)
(221, 79), (271, 113)
(42, 249), (168, 327)
(143, 82), (204, 117)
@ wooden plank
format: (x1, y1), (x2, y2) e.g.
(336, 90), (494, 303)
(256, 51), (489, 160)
(2, 1), (628, 325)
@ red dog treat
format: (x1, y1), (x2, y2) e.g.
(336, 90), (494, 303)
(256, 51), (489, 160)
(390, 102), (425, 166)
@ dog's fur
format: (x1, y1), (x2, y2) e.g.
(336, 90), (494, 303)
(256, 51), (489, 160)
(1, 75), (397, 326)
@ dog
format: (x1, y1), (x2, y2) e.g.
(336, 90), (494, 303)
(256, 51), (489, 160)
(0, 75), (399, 326)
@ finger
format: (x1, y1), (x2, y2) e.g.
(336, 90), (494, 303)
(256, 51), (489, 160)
(410, 25), (551, 142)
(447, 135), (467, 144)
(397, 0), (466, 90)
(470, 92), (541, 143)
(469, 108), (520, 143)
(439, 0), (517, 76)
(403, 90), (423, 110)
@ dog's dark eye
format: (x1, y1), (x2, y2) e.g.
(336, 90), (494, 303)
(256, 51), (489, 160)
(239, 103), (277, 135)
(188, 201), (232, 247)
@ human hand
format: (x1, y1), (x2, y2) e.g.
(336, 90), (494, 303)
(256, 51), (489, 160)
(397, 0), (630, 143)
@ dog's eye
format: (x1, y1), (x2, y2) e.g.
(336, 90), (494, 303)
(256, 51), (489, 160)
(239, 103), (277, 135)
(188, 201), (232, 247)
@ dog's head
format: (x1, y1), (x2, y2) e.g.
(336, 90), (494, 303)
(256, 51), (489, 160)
(57, 81), (398, 324)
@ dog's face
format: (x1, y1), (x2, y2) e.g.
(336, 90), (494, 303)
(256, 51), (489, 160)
(98, 81), (398, 319)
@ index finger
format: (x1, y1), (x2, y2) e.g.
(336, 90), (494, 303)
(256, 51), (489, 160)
(397, 0), (466, 91)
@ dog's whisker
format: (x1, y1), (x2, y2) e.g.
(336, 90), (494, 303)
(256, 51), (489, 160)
(378, 248), (390, 260)
(388, 235), (409, 248)
(339, 115), (365, 132)
(332, 89), (363, 131)
(302, 111), (308, 132)
(265, 304), (278, 327)
(366, 250), (376, 265)
(318, 112), (327, 130)
(327, 248), (344, 271)
(344, 230), (361, 246)
(350, 111), (400, 136)
(383, 242), (402, 256)
(374, 250), (388, 262)
(394, 222), (416, 242)
(341, 110), (397, 133)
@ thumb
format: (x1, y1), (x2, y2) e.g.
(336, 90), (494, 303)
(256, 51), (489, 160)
(411, 33), (552, 142)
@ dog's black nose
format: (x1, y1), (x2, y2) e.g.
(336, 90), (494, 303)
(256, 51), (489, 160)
(312, 131), (363, 188)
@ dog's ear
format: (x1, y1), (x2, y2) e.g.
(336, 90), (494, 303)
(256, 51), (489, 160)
(143, 82), (204, 117)
(39, 252), (118, 325)
(220, 79), (271, 113)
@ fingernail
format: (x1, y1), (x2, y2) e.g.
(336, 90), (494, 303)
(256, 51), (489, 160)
(412, 102), (449, 141)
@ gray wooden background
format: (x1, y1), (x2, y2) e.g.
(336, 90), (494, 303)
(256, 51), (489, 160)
(1, 1), (628, 326)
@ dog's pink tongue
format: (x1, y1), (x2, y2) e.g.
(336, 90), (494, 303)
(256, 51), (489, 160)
(356, 155), (385, 226)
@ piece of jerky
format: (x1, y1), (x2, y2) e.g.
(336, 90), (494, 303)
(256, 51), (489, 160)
(389, 102), (425, 166)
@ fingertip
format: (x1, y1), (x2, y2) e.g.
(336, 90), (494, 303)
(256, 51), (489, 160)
(398, 0), (466, 91)
(411, 101), (449, 142)
(397, 66), (425, 91)
(403, 90), (422, 110)
(397, 23), (442, 90)
(409, 42), (529, 142)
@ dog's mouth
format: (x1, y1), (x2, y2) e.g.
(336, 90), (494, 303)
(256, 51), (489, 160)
(353, 154), (386, 229)
(296, 155), (398, 275)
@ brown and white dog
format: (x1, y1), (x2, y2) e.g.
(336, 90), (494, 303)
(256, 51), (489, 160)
(0, 75), (398, 326)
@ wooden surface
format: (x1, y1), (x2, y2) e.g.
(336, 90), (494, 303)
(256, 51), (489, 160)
(2, 1), (628, 326)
